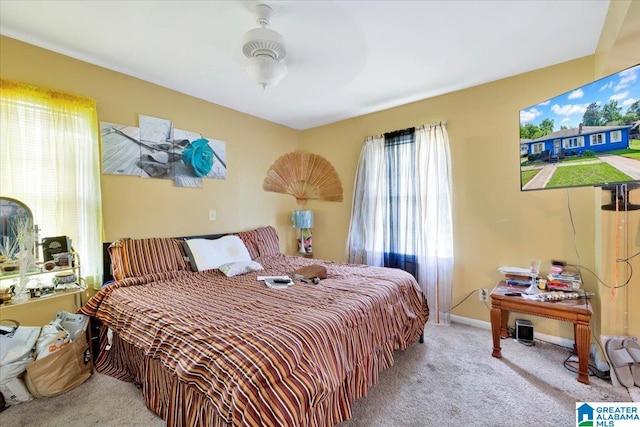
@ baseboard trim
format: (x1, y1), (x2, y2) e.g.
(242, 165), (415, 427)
(450, 314), (610, 372)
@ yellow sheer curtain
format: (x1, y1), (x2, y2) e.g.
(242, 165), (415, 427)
(0, 79), (103, 288)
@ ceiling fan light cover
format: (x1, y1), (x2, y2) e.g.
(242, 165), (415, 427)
(242, 28), (286, 60)
(241, 3), (287, 89)
(244, 56), (287, 89)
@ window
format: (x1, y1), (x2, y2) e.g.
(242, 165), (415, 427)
(563, 136), (584, 149)
(0, 80), (103, 287)
(610, 130), (622, 143)
(532, 143), (545, 154)
(347, 123), (453, 324)
(383, 129), (417, 276)
(590, 133), (605, 145)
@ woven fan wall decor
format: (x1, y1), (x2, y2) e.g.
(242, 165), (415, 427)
(263, 152), (343, 203)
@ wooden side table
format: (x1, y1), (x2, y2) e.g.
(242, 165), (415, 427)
(490, 281), (593, 384)
(298, 252), (314, 259)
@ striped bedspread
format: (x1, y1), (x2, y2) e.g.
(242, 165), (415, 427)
(82, 254), (428, 427)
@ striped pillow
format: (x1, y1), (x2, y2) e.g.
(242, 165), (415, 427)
(235, 230), (260, 259)
(235, 226), (281, 258)
(254, 226), (281, 256)
(108, 237), (191, 281)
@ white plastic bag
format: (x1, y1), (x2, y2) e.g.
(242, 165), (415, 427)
(34, 320), (70, 360)
(0, 321), (40, 366)
(56, 311), (88, 341)
(33, 311), (88, 361)
(0, 320), (40, 405)
(0, 356), (35, 405)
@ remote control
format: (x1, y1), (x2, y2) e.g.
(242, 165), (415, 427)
(273, 279), (291, 284)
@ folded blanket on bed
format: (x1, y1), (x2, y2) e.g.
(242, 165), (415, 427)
(293, 264), (327, 280)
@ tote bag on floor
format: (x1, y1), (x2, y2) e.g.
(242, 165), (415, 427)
(24, 329), (91, 398)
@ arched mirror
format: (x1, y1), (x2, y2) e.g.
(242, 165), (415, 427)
(0, 197), (35, 263)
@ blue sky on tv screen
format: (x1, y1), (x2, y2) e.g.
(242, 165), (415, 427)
(520, 64), (639, 130)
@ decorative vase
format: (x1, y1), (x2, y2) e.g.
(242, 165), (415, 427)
(11, 288), (28, 304)
(12, 273), (29, 304)
(10, 217), (36, 304)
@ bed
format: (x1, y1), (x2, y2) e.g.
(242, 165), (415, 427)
(81, 226), (429, 427)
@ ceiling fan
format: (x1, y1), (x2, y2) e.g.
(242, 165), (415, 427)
(241, 3), (288, 89)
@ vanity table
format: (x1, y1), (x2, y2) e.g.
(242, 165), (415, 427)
(0, 197), (87, 325)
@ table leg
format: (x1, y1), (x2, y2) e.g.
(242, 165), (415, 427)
(491, 306), (503, 358)
(575, 322), (591, 385)
(500, 310), (509, 339)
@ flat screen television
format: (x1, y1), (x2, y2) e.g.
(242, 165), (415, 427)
(519, 63), (640, 201)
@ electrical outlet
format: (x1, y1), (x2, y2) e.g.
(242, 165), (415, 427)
(209, 209), (217, 221)
(479, 288), (488, 302)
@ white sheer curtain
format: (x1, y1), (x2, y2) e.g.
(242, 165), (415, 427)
(346, 134), (386, 266)
(346, 122), (453, 324)
(0, 79), (103, 289)
(414, 123), (454, 324)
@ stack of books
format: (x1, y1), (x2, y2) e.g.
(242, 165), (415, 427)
(547, 272), (582, 290)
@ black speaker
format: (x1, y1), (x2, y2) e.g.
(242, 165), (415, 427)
(515, 319), (534, 345)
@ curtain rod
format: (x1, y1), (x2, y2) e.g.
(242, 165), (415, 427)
(418, 120), (447, 129)
(384, 121), (447, 137)
(384, 127), (415, 139)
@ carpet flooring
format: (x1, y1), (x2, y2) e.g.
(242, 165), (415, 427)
(1, 322), (630, 426)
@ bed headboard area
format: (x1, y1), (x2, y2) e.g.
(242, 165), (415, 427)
(100, 225), (282, 286)
(102, 233), (227, 285)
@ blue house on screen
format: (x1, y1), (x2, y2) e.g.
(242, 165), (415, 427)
(521, 124), (632, 158)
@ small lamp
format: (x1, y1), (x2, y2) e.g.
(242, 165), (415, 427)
(292, 210), (314, 254)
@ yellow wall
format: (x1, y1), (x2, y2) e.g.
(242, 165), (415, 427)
(0, 36), (301, 248)
(0, 291), (89, 326)
(301, 58), (598, 339)
(299, 2), (640, 341)
(1, 0), (638, 338)
(1, 36), (301, 327)
(594, 0), (640, 342)
(598, 193), (640, 339)
(594, 0), (637, 78)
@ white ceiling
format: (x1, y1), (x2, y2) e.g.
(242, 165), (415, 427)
(0, 0), (611, 130)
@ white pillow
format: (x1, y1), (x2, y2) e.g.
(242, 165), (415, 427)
(218, 261), (263, 277)
(184, 235), (252, 272)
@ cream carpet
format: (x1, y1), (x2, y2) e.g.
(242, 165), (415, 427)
(1, 322), (630, 426)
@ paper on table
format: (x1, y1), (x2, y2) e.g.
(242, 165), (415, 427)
(498, 266), (536, 277)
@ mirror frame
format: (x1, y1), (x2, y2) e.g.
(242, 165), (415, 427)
(0, 197), (34, 261)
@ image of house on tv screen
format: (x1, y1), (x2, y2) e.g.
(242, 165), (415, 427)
(519, 64), (640, 191)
